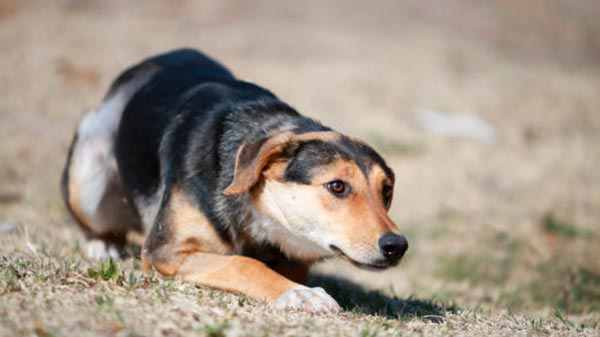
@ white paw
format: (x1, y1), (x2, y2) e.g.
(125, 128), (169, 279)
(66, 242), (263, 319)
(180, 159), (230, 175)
(276, 285), (340, 313)
(83, 239), (120, 260)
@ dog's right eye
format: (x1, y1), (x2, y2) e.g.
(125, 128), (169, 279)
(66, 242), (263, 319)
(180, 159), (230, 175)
(325, 180), (350, 197)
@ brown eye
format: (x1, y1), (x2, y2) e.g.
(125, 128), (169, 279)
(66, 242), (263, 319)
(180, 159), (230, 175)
(326, 180), (349, 197)
(382, 184), (393, 206)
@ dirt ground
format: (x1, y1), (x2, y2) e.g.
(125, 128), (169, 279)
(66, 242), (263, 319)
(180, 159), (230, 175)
(1, 0), (599, 336)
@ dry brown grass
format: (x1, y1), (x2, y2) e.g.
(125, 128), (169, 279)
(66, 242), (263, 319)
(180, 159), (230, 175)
(1, 1), (599, 336)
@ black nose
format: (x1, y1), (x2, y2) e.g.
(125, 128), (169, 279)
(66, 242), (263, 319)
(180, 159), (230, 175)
(378, 233), (408, 262)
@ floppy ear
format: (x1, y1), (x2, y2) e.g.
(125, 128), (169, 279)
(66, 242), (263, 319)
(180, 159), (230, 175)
(223, 131), (342, 196)
(223, 131), (298, 196)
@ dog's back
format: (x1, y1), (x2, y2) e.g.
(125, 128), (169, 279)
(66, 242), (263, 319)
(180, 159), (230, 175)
(61, 49), (242, 247)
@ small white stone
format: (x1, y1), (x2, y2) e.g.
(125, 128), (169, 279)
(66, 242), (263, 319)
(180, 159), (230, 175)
(0, 222), (18, 234)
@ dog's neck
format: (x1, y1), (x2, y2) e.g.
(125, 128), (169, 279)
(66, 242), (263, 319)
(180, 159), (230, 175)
(247, 207), (331, 262)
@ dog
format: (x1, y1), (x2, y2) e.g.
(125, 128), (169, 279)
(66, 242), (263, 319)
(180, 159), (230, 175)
(61, 49), (408, 313)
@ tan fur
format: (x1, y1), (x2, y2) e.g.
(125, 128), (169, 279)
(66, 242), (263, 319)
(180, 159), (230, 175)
(143, 243), (298, 302)
(66, 166), (95, 234)
(169, 187), (233, 255)
(321, 160), (400, 252)
(175, 253), (298, 301)
(66, 141), (89, 232)
(141, 187), (233, 275)
(126, 230), (146, 246)
(252, 156), (399, 266)
(366, 164), (398, 231)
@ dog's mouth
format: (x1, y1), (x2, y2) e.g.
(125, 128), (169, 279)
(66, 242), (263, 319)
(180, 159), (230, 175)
(329, 245), (392, 271)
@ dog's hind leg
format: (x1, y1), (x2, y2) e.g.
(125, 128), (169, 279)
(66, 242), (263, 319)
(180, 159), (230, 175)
(62, 98), (147, 258)
(61, 109), (141, 259)
(61, 67), (158, 259)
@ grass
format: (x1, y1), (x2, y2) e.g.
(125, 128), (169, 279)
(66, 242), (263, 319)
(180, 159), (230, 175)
(541, 213), (581, 239)
(198, 323), (231, 337)
(309, 274), (457, 322)
(523, 259), (600, 314)
(435, 220), (600, 315)
(87, 257), (119, 281)
(1, 0), (600, 336)
(436, 231), (522, 286)
(2, 249), (598, 336)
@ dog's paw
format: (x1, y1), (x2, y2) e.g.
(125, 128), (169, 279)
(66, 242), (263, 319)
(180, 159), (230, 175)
(83, 239), (120, 260)
(276, 285), (341, 313)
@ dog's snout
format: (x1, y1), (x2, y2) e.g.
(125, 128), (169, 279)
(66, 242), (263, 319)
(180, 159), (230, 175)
(378, 233), (408, 262)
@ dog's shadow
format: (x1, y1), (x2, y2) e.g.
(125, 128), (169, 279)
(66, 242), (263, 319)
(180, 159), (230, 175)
(308, 273), (456, 322)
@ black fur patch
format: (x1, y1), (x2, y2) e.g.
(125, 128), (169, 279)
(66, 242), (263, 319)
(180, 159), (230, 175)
(284, 140), (346, 184)
(337, 136), (395, 181)
(284, 137), (395, 185)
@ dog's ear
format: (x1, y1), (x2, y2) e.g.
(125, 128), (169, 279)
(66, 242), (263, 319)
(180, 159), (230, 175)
(223, 131), (341, 195)
(223, 131), (298, 195)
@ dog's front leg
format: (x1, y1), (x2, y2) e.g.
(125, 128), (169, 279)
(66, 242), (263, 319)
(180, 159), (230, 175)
(154, 252), (340, 313)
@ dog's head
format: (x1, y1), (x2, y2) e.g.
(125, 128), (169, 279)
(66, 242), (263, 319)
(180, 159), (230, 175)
(224, 131), (408, 270)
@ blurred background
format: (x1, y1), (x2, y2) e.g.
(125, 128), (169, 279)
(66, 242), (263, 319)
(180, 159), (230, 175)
(1, 0), (599, 316)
